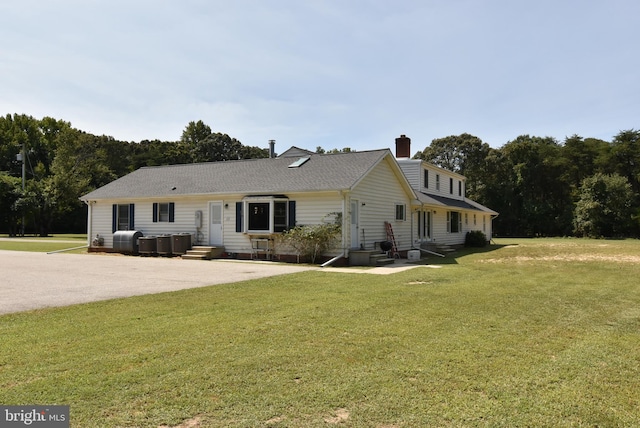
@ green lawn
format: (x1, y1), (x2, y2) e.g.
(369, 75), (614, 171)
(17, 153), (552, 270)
(0, 234), (88, 253)
(1, 238), (639, 427)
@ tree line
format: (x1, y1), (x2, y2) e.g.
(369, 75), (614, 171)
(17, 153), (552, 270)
(2, 113), (638, 238)
(0, 115), (268, 236)
(414, 132), (640, 238)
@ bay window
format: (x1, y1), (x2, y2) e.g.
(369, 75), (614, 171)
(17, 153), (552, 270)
(237, 197), (296, 234)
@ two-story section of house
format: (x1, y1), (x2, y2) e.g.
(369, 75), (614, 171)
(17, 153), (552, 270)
(394, 135), (498, 248)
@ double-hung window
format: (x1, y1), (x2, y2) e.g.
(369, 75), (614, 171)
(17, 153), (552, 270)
(447, 211), (462, 233)
(112, 204), (135, 232)
(395, 203), (406, 221)
(153, 202), (175, 223)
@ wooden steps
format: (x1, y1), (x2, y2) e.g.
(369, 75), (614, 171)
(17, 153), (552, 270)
(182, 246), (225, 260)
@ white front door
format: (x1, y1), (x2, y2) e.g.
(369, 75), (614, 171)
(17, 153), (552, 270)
(209, 201), (223, 245)
(350, 200), (359, 249)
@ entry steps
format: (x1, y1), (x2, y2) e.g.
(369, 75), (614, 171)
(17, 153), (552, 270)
(370, 253), (396, 266)
(349, 249), (396, 266)
(182, 246), (225, 260)
(435, 244), (456, 254)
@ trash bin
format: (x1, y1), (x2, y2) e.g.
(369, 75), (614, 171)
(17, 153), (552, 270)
(113, 230), (143, 255)
(156, 234), (173, 256)
(172, 233), (193, 255)
(138, 236), (157, 256)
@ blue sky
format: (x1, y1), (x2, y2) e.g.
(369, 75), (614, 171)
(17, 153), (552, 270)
(1, 1), (638, 153)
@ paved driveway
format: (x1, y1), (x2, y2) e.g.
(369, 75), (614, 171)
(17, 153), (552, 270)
(0, 250), (315, 315)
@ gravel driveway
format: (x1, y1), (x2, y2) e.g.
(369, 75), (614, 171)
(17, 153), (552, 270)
(0, 250), (315, 315)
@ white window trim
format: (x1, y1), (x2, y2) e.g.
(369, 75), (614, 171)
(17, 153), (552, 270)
(395, 203), (407, 221)
(447, 210), (463, 233)
(243, 197), (289, 234)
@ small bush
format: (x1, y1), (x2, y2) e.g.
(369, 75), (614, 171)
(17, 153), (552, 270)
(278, 212), (342, 264)
(465, 230), (487, 247)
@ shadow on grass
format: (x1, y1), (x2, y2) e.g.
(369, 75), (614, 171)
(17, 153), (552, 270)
(411, 243), (510, 265)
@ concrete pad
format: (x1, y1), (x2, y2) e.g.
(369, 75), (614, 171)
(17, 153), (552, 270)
(320, 261), (442, 275)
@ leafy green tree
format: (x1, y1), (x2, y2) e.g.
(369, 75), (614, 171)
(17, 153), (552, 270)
(131, 140), (191, 168)
(610, 129), (640, 194)
(561, 135), (611, 195)
(190, 133), (269, 162)
(414, 133), (492, 201)
(180, 120), (212, 147)
(180, 121), (268, 163)
(240, 144), (270, 159)
(573, 173), (636, 237)
(496, 135), (572, 236)
(0, 172), (21, 235)
(314, 147), (353, 154)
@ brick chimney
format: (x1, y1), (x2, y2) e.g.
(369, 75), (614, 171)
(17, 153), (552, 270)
(395, 134), (411, 158)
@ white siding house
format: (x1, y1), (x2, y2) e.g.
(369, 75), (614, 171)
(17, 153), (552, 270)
(394, 135), (498, 247)
(81, 148), (417, 262)
(82, 136), (498, 261)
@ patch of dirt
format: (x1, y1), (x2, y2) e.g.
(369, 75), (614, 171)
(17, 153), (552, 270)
(158, 416), (202, 428)
(265, 415), (286, 425)
(324, 408), (349, 424)
(480, 254), (640, 264)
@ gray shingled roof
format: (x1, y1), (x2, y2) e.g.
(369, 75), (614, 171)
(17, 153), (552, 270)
(417, 192), (498, 214)
(81, 149), (391, 200)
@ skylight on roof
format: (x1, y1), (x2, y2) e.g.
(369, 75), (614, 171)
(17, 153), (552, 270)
(288, 156), (310, 168)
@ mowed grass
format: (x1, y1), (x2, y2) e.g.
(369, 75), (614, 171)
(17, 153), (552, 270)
(1, 238), (640, 427)
(0, 235), (87, 253)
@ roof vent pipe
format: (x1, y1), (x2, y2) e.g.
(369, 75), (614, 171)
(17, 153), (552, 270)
(269, 140), (276, 158)
(395, 134), (411, 158)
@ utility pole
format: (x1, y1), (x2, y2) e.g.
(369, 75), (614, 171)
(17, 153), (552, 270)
(20, 141), (26, 236)
(14, 141), (26, 236)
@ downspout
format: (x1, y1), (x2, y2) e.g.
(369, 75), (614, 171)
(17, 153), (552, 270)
(336, 190), (351, 260)
(321, 254), (344, 267)
(342, 190), (349, 257)
(415, 247), (446, 258)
